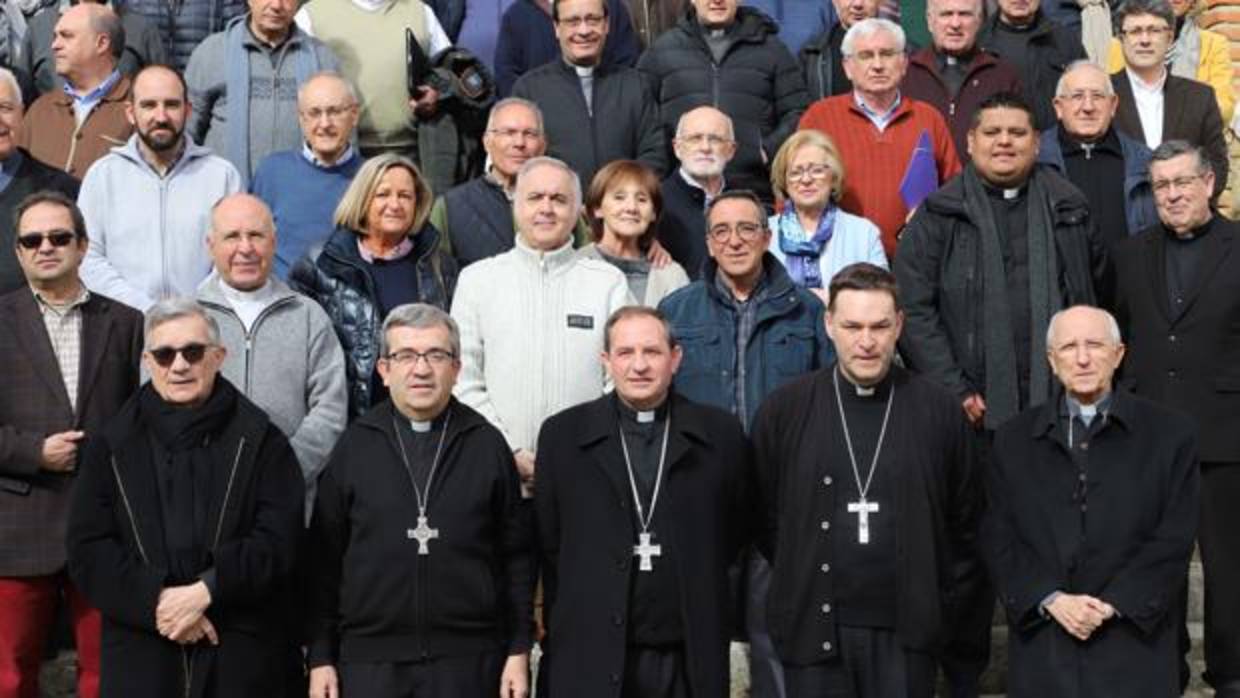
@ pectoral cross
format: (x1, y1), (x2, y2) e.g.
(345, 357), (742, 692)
(847, 499), (880, 544)
(633, 531), (662, 572)
(407, 514), (439, 555)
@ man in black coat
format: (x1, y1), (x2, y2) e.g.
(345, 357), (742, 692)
(0, 69), (80, 293)
(1113, 140), (1240, 697)
(637, 0), (808, 203)
(656, 105), (734, 277)
(535, 305), (755, 698)
(305, 303), (534, 698)
(977, 0), (1085, 131)
(512, 0), (665, 190)
(67, 297), (305, 698)
(752, 263), (981, 698)
(985, 304), (1199, 698)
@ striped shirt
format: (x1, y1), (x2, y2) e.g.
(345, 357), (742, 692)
(34, 287), (91, 412)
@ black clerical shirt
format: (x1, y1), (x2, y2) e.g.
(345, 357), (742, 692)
(986, 182), (1033, 407)
(1165, 216), (1215, 315)
(1059, 127), (1129, 245)
(394, 409), (451, 488)
(829, 370), (899, 628)
(986, 19), (1034, 76)
(614, 395), (684, 647)
(937, 51), (971, 99)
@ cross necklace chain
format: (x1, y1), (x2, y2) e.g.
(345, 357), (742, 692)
(392, 410), (452, 555)
(832, 370), (895, 545)
(618, 409), (672, 572)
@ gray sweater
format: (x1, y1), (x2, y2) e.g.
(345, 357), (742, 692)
(197, 275), (348, 521)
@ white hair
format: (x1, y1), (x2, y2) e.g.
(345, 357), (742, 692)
(1045, 305), (1122, 349)
(674, 105), (735, 141)
(841, 18), (906, 57)
(144, 297), (221, 347)
(0, 68), (23, 106)
(297, 71), (358, 105)
(1054, 59), (1115, 99)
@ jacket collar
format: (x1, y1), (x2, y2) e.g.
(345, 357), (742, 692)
(679, 5), (778, 45)
(575, 391), (710, 473)
(909, 45), (1002, 80)
(113, 132), (215, 178)
(701, 250), (797, 303)
(979, 9), (1055, 48)
(320, 223), (445, 267)
(52, 73), (131, 108)
(197, 273), (300, 307)
(923, 162), (1087, 219)
(353, 396), (489, 442)
(509, 234), (579, 272)
(1032, 385), (1134, 439)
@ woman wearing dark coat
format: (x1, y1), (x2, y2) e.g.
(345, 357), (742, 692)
(291, 154), (458, 418)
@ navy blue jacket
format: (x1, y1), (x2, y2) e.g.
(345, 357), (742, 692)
(1037, 126), (1157, 242)
(658, 253), (833, 428)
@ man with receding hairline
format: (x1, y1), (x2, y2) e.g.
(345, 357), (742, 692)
(655, 105), (735, 276)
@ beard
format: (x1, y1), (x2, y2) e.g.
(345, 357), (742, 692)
(681, 154), (727, 179)
(138, 121), (184, 153)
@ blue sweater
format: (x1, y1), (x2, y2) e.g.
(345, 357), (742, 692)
(250, 149), (362, 279)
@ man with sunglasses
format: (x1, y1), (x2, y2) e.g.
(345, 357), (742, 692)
(67, 296), (305, 698)
(0, 190), (142, 698)
(306, 303), (534, 698)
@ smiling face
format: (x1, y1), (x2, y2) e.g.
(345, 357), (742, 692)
(968, 106), (1038, 187)
(515, 163), (578, 250)
(602, 313), (682, 410)
(364, 166), (418, 241)
(1046, 306), (1124, 405)
(1053, 64), (1118, 142)
(298, 75), (358, 164)
(692, 0), (738, 28)
(208, 195), (276, 292)
(0, 79), (23, 161)
(1150, 152), (1214, 235)
(15, 202), (88, 288)
(483, 102), (547, 184)
(927, 0), (981, 55)
(595, 177), (657, 245)
(784, 144), (836, 213)
(378, 323), (461, 421)
(144, 315), (227, 408)
(706, 197), (769, 285)
(555, 0), (609, 66)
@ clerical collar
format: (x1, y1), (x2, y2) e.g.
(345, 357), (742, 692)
(983, 180), (1026, 201)
(1058, 125), (1122, 159)
(1064, 391), (1112, 427)
(1165, 214), (1215, 242)
(939, 50), (974, 68)
(613, 392), (670, 425)
(836, 365), (893, 400)
(998, 12), (1038, 31)
(408, 408), (451, 433)
(572, 64), (595, 78)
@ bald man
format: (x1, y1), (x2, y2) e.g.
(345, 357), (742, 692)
(985, 304), (1199, 698)
(196, 193), (347, 520)
(18, 3), (135, 178)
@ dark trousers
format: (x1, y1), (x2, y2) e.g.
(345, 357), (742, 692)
(623, 646), (690, 698)
(337, 651), (503, 698)
(1201, 463), (1240, 692)
(783, 626), (936, 698)
(745, 550), (786, 698)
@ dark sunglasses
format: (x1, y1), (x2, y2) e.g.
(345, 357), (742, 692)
(16, 230), (78, 250)
(148, 343), (211, 367)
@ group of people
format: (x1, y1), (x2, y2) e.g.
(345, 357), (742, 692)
(1, 0), (1239, 695)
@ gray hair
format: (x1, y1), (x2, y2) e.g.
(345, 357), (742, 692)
(841, 18), (906, 57)
(515, 156), (583, 212)
(1054, 59), (1115, 98)
(380, 303), (461, 357)
(1045, 305), (1122, 348)
(486, 97), (545, 134)
(674, 105), (735, 141)
(297, 70), (358, 105)
(89, 6), (126, 62)
(144, 297), (221, 347)
(1150, 139), (1210, 175)
(0, 67), (23, 106)
(1115, 0), (1175, 31)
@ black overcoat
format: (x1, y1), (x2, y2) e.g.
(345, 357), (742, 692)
(984, 390), (1199, 698)
(534, 392), (755, 698)
(67, 384), (305, 698)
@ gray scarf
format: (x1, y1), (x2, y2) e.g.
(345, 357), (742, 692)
(960, 165), (1062, 428)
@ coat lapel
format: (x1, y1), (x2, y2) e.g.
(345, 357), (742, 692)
(75, 297), (116, 422)
(1162, 77), (1186, 138)
(111, 426), (170, 571)
(1176, 225), (1231, 321)
(1111, 74), (1142, 140)
(579, 397), (637, 507)
(11, 291), (74, 418)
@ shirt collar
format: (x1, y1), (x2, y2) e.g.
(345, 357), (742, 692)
(1126, 66), (1167, 94)
(301, 142), (357, 169)
(63, 69), (121, 104)
(357, 235), (415, 262)
(33, 285), (91, 314)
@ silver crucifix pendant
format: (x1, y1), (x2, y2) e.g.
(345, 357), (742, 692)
(847, 498), (879, 544)
(406, 514), (439, 555)
(633, 531), (662, 572)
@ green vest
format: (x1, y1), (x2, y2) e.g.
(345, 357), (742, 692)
(306, 0), (430, 151)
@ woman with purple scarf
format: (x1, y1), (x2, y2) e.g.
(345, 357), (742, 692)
(767, 130), (887, 304)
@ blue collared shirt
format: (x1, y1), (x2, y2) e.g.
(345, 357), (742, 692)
(301, 142), (357, 169)
(853, 91), (902, 132)
(63, 69), (122, 125)
(0, 149), (23, 195)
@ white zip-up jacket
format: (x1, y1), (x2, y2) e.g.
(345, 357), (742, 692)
(79, 135), (242, 311)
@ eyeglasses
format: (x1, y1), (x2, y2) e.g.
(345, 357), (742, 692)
(16, 230), (77, 250)
(300, 104), (355, 121)
(148, 343), (212, 367)
(1151, 174), (1205, 194)
(385, 348), (457, 367)
(677, 133), (733, 148)
(1120, 25), (1170, 39)
(788, 164), (832, 181)
(487, 127), (543, 141)
(557, 13), (605, 28)
(707, 222), (765, 242)
(1060, 90), (1111, 104)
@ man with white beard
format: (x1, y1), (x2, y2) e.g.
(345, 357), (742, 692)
(656, 106), (736, 279)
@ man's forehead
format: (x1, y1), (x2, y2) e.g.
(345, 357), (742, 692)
(519, 168), (572, 194)
(682, 109), (728, 133)
(559, 0), (606, 16)
(301, 80), (350, 106)
(1150, 154), (1199, 176)
(976, 108), (1032, 128)
(852, 29), (900, 48)
(1062, 69), (1109, 92)
(709, 200), (762, 225)
(151, 317), (210, 340)
(1122, 12), (1169, 27)
(493, 105), (539, 129)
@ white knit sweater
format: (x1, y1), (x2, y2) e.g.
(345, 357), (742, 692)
(451, 237), (632, 451)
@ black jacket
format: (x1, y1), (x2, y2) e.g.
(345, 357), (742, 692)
(535, 392), (755, 698)
(977, 11), (1085, 131)
(67, 383), (304, 698)
(984, 390), (1199, 698)
(637, 6), (808, 200)
(894, 164), (1110, 402)
(655, 170), (709, 278)
(290, 225), (458, 418)
(0, 150), (80, 294)
(437, 175), (515, 268)
(799, 22), (848, 103)
(1113, 216), (1240, 463)
(307, 398), (534, 666)
(751, 366), (982, 664)
(1111, 71), (1229, 201)
(512, 59), (667, 188)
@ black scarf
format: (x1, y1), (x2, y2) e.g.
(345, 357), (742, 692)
(961, 164), (1060, 428)
(138, 380), (238, 584)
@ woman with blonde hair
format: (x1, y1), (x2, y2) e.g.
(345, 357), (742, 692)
(292, 153), (457, 416)
(768, 129), (887, 303)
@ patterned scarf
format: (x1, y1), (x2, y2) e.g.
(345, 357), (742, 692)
(776, 201), (837, 289)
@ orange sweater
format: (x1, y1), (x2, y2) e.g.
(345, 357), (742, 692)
(799, 94), (961, 256)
